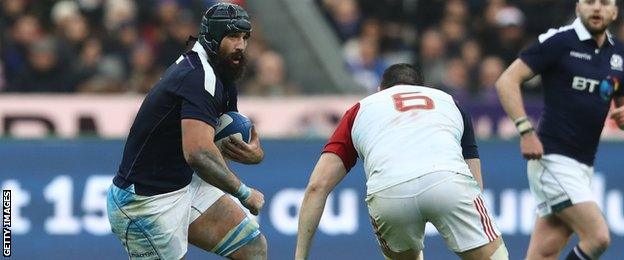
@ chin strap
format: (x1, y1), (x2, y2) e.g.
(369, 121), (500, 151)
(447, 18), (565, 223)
(186, 35), (198, 47)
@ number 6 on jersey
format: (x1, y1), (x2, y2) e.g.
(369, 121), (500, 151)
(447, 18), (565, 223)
(392, 92), (435, 112)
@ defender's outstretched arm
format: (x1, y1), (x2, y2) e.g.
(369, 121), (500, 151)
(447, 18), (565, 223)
(295, 153), (348, 260)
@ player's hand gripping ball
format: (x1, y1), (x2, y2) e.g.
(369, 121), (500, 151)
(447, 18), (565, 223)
(214, 112), (253, 149)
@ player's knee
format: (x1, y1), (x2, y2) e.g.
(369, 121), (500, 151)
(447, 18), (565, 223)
(229, 234), (266, 260)
(250, 234), (268, 255)
(578, 227), (610, 253)
(589, 232), (610, 253)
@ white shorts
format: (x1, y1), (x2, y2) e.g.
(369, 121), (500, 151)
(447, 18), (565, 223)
(366, 171), (500, 253)
(107, 174), (225, 260)
(527, 154), (594, 217)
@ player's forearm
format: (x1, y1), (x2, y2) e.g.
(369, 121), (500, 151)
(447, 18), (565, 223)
(187, 147), (241, 195)
(296, 154), (348, 259)
(465, 158), (483, 190)
(495, 73), (529, 121)
(295, 188), (329, 260)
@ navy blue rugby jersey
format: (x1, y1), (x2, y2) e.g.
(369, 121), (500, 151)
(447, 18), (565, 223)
(520, 18), (624, 166)
(113, 42), (238, 195)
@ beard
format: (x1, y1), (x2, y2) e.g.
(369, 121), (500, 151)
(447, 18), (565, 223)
(213, 49), (247, 84)
(580, 15), (610, 36)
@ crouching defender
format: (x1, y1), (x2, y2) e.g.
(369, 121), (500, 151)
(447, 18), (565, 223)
(296, 64), (508, 260)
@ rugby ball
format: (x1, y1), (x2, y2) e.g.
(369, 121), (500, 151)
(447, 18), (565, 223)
(214, 111), (253, 148)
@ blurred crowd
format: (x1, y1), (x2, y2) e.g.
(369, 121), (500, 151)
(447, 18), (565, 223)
(319, 0), (624, 101)
(3, 0), (624, 99)
(0, 0), (298, 95)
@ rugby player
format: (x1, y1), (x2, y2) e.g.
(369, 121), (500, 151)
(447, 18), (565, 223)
(296, 64), (508, 260)
(106, 3), (267, 259)
(495, 0), (624, 259)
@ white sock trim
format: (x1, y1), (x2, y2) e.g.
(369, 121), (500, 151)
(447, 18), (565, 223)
(490, 242), (509, 260)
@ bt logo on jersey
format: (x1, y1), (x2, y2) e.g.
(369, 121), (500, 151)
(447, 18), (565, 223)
(572, 76), (600, 93)
(572, 76), (620, 100)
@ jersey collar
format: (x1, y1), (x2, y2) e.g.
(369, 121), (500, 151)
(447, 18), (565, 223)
(191, 41), (218, 96)
(572, 18), (615, 46)
(192, 41), (210, 61)
(607, 30), (615, 45)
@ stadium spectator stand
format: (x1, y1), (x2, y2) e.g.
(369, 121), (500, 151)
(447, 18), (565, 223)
(0, 0), (619, 101)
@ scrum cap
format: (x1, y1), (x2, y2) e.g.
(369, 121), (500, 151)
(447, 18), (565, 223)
(199, 3), (252, 56)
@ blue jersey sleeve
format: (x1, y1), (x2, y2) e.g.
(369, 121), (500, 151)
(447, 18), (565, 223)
(456, 101), (479, 159)
(520, 33), (566, 73)
(177, 69), (220, 127)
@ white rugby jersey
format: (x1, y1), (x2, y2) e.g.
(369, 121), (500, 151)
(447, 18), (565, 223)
(323, 85), (479, 194)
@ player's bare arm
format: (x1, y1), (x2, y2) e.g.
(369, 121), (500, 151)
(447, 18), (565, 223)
(182, 118), (264, 215)
(610, 97), (624, 129)
(496, 59), (543, 160)
(295, 153), (348, 260)
(221, 126), (265, 164)
(465, 158), (483, 191)
(495, 59), (535, 121)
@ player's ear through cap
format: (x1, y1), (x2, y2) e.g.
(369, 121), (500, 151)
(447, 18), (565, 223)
(198, 3), (252, 57)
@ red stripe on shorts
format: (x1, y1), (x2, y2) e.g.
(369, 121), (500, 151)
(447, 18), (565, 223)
(369, 216), (390, 251)
(478, 196), (498, 241)
(474, 196), (495, 241)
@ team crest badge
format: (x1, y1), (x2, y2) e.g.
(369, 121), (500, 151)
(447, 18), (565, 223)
(610, 54), (623, 71)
